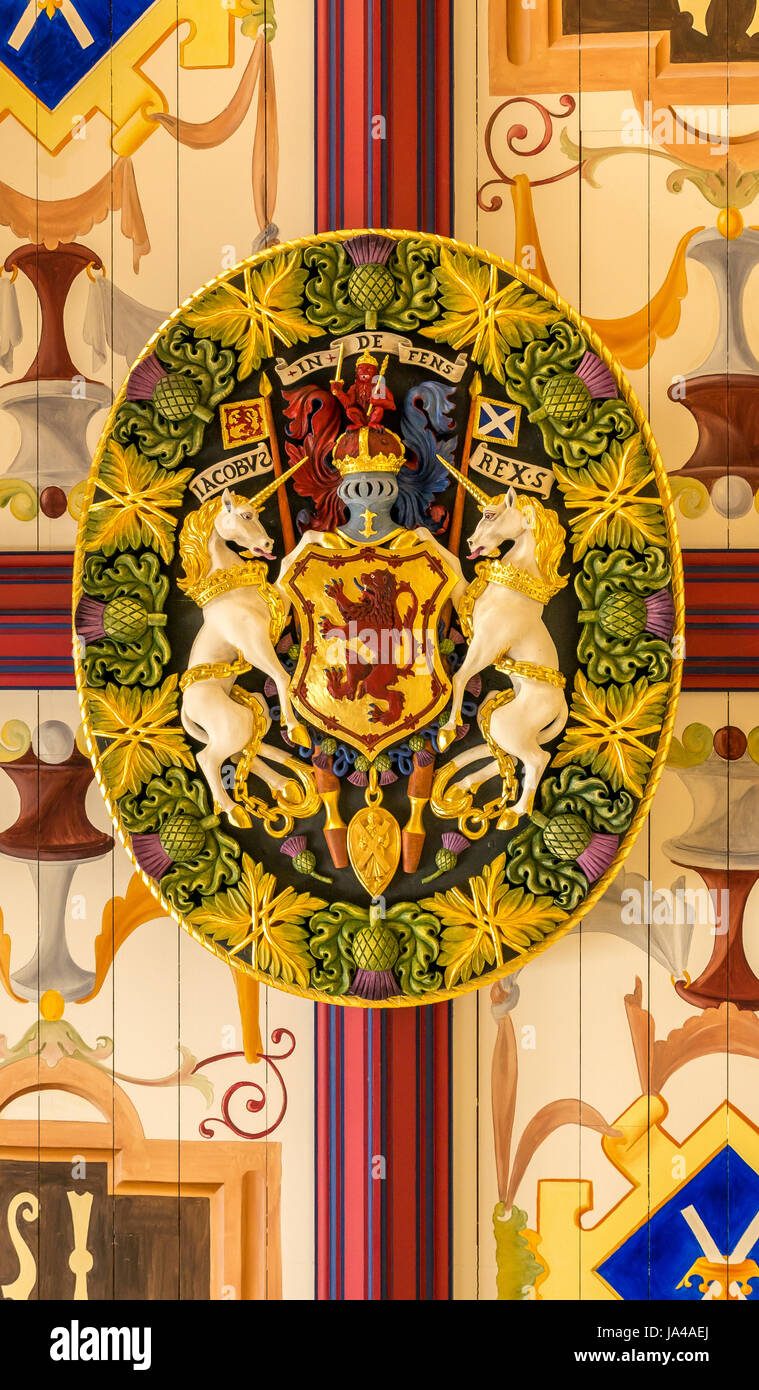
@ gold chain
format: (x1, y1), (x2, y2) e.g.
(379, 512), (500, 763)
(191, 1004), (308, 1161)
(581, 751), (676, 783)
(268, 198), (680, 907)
(457, 573), (487, 642)
(232, 693), (293, 837)
(455, 689), (519, 839)
(495, 654), (566, 687)
(179, 655), (252, 691)
(430, 693), (517, 840)
(479, 690), (519, 793)
(232, 686), (321, 835)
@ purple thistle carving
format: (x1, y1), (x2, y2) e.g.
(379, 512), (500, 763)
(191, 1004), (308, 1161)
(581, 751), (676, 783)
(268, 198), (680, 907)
(280, 834), (332, 882)
(576, 350), (617, 400)
(263, 677), (278, 698)
(577, 832), (619, 883)
(349, 968), (400, 1001)
(450, 629), (465, 645)
(645, 589), (675, 639)
(281, 835), (307, 858)
(312, 752), (332, 771)
(275, 634), (292, 654)
(442, 832), (470, 855)
(466, 675), (482, 697)
(421, 830), (471, 883)
(455, 722), (470, 741)
(379, 769), (397, 786)
(132, 832), (173, 879)
(348, 769), (369, 787)
(74, 596), (106, 642)
(126, 352), (167, 402)
(344, 233), (394, 267)
(414, 746), (434, 767)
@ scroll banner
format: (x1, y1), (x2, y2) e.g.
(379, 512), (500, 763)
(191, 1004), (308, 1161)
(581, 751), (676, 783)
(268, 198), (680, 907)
(189, 442), (273, 501)
(469, 443), (554, 498)
(275, 330), (468, 386)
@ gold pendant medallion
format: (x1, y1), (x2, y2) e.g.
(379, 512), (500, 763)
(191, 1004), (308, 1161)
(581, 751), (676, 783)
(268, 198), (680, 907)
(347, 804), (402, 898)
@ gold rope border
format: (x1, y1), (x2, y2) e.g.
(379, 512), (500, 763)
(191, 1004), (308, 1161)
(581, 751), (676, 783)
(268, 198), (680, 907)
(72, 227), (685, 1009)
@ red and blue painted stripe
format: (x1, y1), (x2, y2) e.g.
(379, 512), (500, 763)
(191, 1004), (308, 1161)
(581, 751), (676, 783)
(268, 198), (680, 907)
(315, 0), (453, 233)
(0, 553), (75, 687)
(315, 1006), (451, 1299)
(313, 0), (455, 1302)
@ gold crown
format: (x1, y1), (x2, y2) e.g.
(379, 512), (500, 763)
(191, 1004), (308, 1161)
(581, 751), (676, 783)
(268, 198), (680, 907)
(357, 348), (378, 367)
(333, 426), (404, 476)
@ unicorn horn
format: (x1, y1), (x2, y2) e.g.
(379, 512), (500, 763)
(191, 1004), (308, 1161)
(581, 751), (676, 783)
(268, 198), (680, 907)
(436, 453), (492, 511)
(250, 453), (308, 513)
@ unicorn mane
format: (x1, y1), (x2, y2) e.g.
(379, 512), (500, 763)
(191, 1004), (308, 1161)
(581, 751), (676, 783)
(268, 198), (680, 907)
(178, 493), (251, 596)
(178, 496), (222, 595)
(515, 495), (568, 592)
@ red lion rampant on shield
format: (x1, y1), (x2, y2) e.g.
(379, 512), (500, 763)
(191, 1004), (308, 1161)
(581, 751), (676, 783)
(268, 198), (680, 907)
(319, 569), (419, 726)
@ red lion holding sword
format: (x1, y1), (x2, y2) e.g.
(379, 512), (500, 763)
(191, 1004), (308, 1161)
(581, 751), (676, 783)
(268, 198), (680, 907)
(329, 347), (395, 427)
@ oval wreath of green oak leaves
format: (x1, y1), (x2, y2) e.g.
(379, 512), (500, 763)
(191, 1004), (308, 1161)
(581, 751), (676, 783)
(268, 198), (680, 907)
(73, 230), (683, 1007)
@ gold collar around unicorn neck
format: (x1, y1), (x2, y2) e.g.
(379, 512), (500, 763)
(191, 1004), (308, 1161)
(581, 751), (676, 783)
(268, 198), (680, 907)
(457, 558), (560, 645)
(474, 557), (561, 605)
(188, 558), (270, 607)
(187, 560), (287, 642)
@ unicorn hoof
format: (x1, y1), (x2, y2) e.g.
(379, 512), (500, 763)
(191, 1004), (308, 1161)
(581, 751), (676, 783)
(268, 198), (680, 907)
(496, 807), (519, 831)
(437, 726), (456, 752)
(226, 804), (252, 829)
(287, 722), (311, 749)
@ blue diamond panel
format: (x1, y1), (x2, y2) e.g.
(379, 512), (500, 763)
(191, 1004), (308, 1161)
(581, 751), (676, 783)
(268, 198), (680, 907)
(598, 1146), (759, 1300)
(0, 1), (157, 111)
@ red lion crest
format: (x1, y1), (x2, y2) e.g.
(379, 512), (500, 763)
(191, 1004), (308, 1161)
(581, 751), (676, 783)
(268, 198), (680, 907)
(319, 568), (419, 726)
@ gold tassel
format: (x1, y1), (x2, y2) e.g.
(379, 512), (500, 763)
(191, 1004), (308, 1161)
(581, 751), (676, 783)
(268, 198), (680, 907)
(252, 35), (279, 233)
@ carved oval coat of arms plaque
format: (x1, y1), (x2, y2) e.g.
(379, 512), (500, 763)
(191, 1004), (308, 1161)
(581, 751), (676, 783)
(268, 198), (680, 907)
(73, 231), (683, 1006)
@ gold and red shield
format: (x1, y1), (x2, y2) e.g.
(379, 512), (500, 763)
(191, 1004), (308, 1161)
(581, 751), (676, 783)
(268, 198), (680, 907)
(282, 532), (458, 756)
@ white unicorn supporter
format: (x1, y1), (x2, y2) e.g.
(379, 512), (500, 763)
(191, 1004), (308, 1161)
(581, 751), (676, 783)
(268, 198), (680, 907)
(178, 463), (310, 825)
(435, 462), (569, 828)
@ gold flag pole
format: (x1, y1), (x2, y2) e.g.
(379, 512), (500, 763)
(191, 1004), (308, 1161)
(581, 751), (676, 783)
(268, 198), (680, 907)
(259, 372), (297, 553)
(447, 370), (482, 557)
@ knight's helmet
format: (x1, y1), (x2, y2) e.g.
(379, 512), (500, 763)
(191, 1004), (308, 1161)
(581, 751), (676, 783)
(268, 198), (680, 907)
(333, 429), (405, 539)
